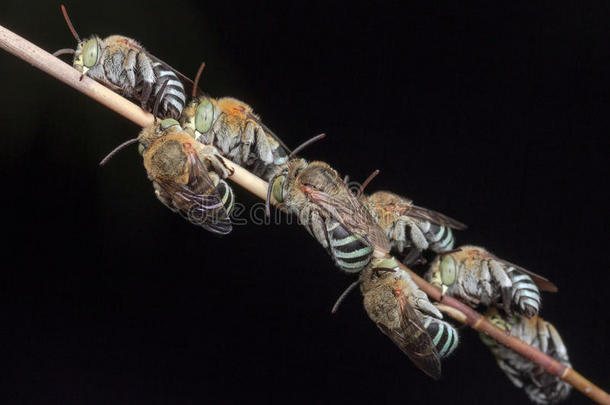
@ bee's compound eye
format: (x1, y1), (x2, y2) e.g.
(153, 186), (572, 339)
(195, 98), (214, 133)
(160, 118), (180, 130)
(440, 255), (457, 286)
(272, 176), (285, 203)
(138, 143), (145, 155)
(82, 38), (98, 68)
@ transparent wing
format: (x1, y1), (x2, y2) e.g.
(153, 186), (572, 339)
(406, 204), (467, 230)
(490, 254), (558, 293)
(306, 187), (391, 252)
(247, 112), (292, 155)
(155, 150), (232, 235)
(377, 287), (442, 380)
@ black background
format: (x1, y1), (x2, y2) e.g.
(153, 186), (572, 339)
(1, 1), (609, 404)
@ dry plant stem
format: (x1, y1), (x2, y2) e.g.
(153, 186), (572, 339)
(0, 24), (268, 200)
(400, 261), (610, 405)
(0, 24), (607, 405)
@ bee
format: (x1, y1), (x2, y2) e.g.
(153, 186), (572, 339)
(266, 147), (390, 273)
(179, 64), (290, 181)
(54, 5), (187, 119)
(480, 308), (572, 404)
(360, 256), (459, 379)
(100, 119), (234, 234)
(362, 190), (467, 265)
(425, 246), (558, 318)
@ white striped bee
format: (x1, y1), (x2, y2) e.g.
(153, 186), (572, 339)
(100, 119), (234, 235)
(266, 150), (390, 273)
(480, 308), (572, 404)
(360, 257), (458, 379)
(362, 191), (467, 265)
(54, 6), (187, 120)
(425, 246), (557, 317)
(180, 64), (290, 181)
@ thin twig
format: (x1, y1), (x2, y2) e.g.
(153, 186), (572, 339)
(396, 259), (609, 405)
(1, 24), (608, 405)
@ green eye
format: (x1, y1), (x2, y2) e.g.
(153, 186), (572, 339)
(272, 176), (285, 202)
(138, 143), (145, 155)
(440, 255), (457, 286)
(195, 99), (214, 133)
(82, 38), (98, 67)
(160, 119), (180, 130)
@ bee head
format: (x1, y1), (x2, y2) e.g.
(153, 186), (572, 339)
(181, 97), (214, 140)
(73, 36), (101, 74)
(137, 119), (182, 155)
(479, 308), (518, 347)
(265, 172), (287, 218)
(438, 254), (457, 293)
(427, 253), (457, 295)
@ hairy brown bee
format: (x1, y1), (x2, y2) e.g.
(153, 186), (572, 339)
(425, 246), (557, 318)
(267, 154), (390, 273)
(54, 6), (187, 119)
(179, 65), (290, 181)
(101, 119), (234, 235)
(360, 257), (458, 379)
(480, 308), (572, 404)
(362, 191), (467, 265)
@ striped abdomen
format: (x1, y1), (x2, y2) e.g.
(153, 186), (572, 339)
(151, 62), (186, 119)
(505, 267), (541, 318)
(421, 315), (459, 358)
(326, 219), (373, 273)
(419, 221), (455, 253)
(214, 179), (235, 216)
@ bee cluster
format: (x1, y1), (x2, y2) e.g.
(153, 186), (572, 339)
(55, 6), (572, 404)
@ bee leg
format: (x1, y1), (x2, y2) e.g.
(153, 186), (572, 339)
(497, 359), (525, 388)
(479, 260), (494, 298)
(546, 322), (570, 362)
(207, 155), (233, 179)
(137, 53), (155, 110)
(254, 124), (274, 165)
(536, 317), (550, 354)
(392, 218), (409, 252)
(124, 49), (138, 89)
(309, 210), (331, 252)
(402, 250), (426, 267)
(240, 122), (255, 164)
(489, 260), (513, 315)
(405, 218), (430, 251)
(412, 289), (443, 319)
(213, 113), (236, 157)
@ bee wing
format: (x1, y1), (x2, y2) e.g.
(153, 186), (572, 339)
(248, 113), (292, 155)
(376, 288), (441, 380)
(487, 253), (558, 293)
(156, 151), (232, 235)
(406, 204), (467, 230)
(307, 188), (390, 252)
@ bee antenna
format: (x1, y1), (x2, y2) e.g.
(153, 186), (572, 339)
(99, 138), (139, 166)
(356, 169), (380, 198)
(438, 248), (462, 258)
(265, 174), (278, 217)
(60, 4), (81, 42)
(331, 280), (360, 314)
(152, 79), (170, 118)
(289, 133), (326, 158)
(52, 48), (75, 58)
(192, 61), (206, 98)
